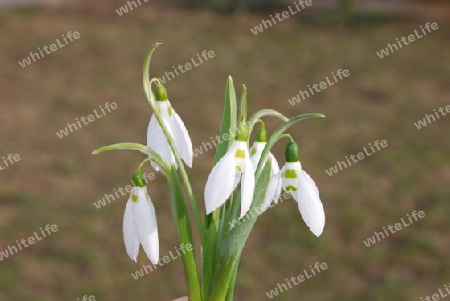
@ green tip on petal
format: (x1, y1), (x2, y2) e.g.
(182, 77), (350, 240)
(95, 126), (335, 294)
(256, 125), (267, 142)
(131, 170), (146, 187)
(235, 123), (249, 141)
(155, 84), (168, 101)
(285, 141), (299, 162)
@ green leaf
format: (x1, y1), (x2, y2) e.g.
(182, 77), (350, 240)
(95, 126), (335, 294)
(170, 169), (202, 301)
(203, 76), (238, 297)
(238, 84), (247, 123)
(208, 162), (272, 301)
(212, 76), (237, 165)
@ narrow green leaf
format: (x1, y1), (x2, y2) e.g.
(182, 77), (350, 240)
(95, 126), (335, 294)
(208, 162), (272, 301)
(212, 76), (237, 165)
(170, 169), (202, 301)
(203, 76), (238, 297)
(238, 84), (247, 123)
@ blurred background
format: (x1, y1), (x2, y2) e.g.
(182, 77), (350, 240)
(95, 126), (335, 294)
(1, 0), (449, 300)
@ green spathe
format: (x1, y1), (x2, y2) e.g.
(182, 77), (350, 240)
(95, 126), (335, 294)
(256, 125), (267, 142)
(132, 170), (146, 187)
(235, 123), (249, 141)
(285, 141), (299, 162)
(155, 84), (168, 101)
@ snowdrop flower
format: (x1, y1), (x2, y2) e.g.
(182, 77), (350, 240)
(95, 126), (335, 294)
(270, 142), (325, 237)
(249, 126), (281, 213)
(147, 84), (193, 170)
(204, 127), (255, 218)
(123, 171), (159, 264)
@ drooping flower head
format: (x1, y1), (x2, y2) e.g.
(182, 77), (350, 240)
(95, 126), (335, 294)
(249, 124), (281, 213)
(269, 141), (325, 236)
(123, 170), (159, 264)
(147, 84), (193, 170)
(204, 124), (255, 218)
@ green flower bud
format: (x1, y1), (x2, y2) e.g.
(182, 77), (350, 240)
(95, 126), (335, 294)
(285, 141), (299, 162)
(131, 170), (146, 187)
(155, 85), (168, 101)
(256, 125), (267, 142)
(235, 123), (249, 142)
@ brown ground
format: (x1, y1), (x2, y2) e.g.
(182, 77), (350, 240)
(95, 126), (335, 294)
(0, 1), (449, 301)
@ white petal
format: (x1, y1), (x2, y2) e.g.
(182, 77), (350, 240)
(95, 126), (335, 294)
(295, 170), (325, 237)
(259, 161), (283, 214)
(240, 154), (255, 218)
(171, 110), (193, 168)
(147, 114), (173, 169)
(123, 200), (139, 262)
(204, 143), (239, 214)
(281, 162), (302, 193)
(268, 154), (282, 205)
(131, 188), (160, 264)
(268, 153), (280, 175)
(249, 142), (265, 169)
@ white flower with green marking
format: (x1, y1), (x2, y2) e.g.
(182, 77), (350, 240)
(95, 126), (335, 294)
(270, 142), (325, 237)
(204, 139), (255, 218)
(249, 125), (281, 213)
(123, 172), (159, 264)
(147, 85), (193, 171)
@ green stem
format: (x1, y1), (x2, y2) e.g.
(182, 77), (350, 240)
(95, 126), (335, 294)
(142, 43), (205, 245)
(170, 169), (202, 301)
(255, 113), (325, 178)
(225, 269), (238, 301)
(248, 109), (288, 128)
(137, 158), (151, 170)
(278, 133), (294, 143)
(92, 142), (170, 176)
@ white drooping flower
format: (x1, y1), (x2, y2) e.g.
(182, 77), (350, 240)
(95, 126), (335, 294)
(204, 140), (255, 218)
(123, 178), (159, 264)
(249, 141), (281, 214)
(269, 142), (325, 237)
(147, 85), (193, 171)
